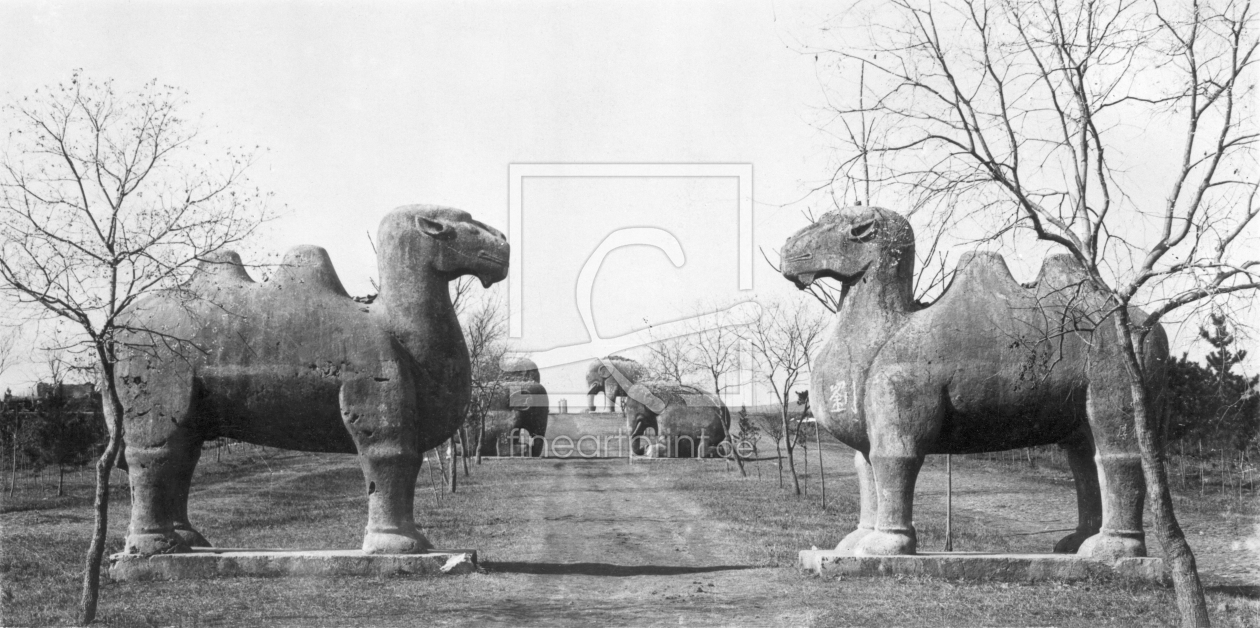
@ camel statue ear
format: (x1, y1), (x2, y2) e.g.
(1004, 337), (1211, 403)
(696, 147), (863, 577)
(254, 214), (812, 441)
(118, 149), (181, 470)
(418, 217), (456, 241)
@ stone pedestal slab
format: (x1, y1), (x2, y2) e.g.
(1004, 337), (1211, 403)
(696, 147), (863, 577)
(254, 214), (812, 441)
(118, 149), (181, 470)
(799, 550), (1167, 585)
(109, 548), (479, 581)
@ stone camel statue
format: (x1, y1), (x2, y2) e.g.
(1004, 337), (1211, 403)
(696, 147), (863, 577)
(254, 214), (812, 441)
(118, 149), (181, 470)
(116, 205), (508, 555)
(624, 382), (728, 458)
(585, 356), (647, 412)
(781, 206), (1168, 559)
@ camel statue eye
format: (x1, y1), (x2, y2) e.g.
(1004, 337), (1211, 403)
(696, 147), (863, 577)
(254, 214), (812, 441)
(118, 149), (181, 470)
(849, 221), (878, 242)
(419, 217), (456, 241)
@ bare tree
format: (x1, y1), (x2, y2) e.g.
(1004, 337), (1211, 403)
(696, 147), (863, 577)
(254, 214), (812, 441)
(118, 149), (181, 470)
(645, 332), (695, 384)
(461, 286), (509, 467)
(0, 325), (19, 382)
(815, 1), (1259, 624)
(680, 302), (748, 475)
(0, 72), (271, 624)
(740, 298), (828, 495)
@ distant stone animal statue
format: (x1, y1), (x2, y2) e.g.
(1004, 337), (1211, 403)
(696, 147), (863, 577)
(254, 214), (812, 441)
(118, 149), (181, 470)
(781, 206), (1167, 559)
(585, 356), (647, 412)
(500, 357), (541, 383)
(116, 205), (508, 555)
(796, 391), (812, 418)
(624, 382), (727, 458)
(478, 380), (549, 457)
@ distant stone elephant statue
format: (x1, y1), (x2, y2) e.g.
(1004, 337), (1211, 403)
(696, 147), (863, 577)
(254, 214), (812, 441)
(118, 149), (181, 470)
(116, 205), (508, 555)
(478, 381), (549, 457)
(781, 206), (1167, 559)
(624, 382), (727, 458)
(585, 356), (646, 412)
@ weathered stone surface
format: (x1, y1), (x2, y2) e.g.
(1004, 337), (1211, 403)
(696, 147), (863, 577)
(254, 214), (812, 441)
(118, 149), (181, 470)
(799, 550), (1168, 586)
(108, 548), (479, 581)
(781, 206), (1168, 558)
(624, 382), (727, 457)
(116, 206), (508, 556)
(585, 356), (647, 412)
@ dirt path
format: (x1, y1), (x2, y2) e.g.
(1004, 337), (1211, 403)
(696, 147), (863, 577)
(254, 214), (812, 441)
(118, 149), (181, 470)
(469, 459), (809, 626)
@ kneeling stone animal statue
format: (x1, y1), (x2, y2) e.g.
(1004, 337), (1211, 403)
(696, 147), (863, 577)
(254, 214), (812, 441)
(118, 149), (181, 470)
(781, 206), (1167, 559)
(117, 205), (508, 555)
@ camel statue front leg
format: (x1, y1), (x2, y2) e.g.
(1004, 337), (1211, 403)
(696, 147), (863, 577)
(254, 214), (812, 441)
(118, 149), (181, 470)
(835, 450), (878, 552)
(124, 442), (196, 555)
(1054, 424), (1102, 553)
(339, 374), (432, 555)
(119, 360), (206, 555)
(853, 370), (932, 556)
(1076, 383), (1147, 560)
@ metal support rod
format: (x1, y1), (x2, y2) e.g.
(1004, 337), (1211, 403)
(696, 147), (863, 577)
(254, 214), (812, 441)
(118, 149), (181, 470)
(945, 454), (953, 552)
(815, 421), (826, 509)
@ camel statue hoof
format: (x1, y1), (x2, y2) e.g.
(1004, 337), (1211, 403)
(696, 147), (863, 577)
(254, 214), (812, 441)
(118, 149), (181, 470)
(173, 525), (212, 548)
(1077, 530), (1146, 561)
(362, 531), (435, 555)
(125, 532), (191, 556)
(834, 527), (875, 553)
(853, 529), (916, 556)
(1052, 529), (1096, 554)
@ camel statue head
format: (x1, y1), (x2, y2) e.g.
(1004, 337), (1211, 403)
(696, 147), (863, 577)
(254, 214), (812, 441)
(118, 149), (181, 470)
(378, 205), (509, 290)
(781, 206), (915, 309)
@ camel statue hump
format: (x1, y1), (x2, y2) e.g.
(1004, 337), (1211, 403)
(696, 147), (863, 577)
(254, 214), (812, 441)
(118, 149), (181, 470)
(940, 250), (1022, 302)
(1034, 254), (1088, 291)
(269, 245), (351, 297)
(189, 250), (255, 290)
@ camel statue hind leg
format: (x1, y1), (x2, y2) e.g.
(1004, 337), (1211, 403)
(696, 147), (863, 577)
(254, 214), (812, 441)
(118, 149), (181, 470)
(781, 206), (1164, 558)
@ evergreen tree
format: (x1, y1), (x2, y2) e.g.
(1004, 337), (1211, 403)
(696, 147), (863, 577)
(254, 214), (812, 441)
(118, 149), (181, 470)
(1166, 314), (1259, 452)
(1200, 313), (1248, 383)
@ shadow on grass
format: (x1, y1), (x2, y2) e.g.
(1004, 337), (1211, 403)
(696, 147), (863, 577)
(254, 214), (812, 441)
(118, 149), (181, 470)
(484, 561), (758, 576)
(1207, 584), (1260, 599)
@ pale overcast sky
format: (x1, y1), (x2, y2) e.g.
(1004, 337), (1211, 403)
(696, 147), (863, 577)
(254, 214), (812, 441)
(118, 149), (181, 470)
(1, 1), (1254, 398)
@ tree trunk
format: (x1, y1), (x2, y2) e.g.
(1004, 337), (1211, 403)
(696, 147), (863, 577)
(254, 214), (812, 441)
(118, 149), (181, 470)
(801, 440), (809, 496)
(79, 356), (125, 625)
(475, 412), (486, 465)
(773, 437), (783, 488)
(447, 439), (457, 493)
(426, 451), (441, 501)
(9, 434), (16, 497)
(58, 463), (64, 497)
(1113, 312), (1209, 628)
(780, 408), (800, 496)
(436, 443), (449, 484)
(459, 428), (470, 477)
(722, 407), (746, 477)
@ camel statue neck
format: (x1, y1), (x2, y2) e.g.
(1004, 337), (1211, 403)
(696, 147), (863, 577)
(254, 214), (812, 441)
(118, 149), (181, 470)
(376, 232), (457, 333)
(836, 251), (915, 323)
